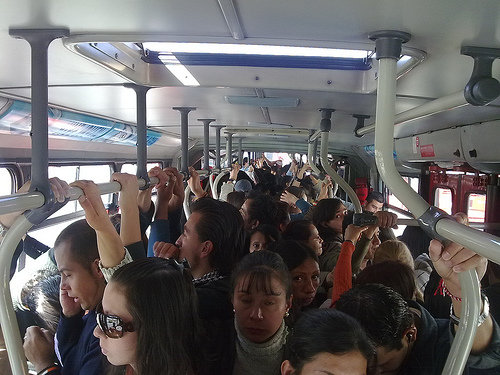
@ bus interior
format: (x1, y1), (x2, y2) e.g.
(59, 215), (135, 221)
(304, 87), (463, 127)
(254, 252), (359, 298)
(0, 1), (500, 374)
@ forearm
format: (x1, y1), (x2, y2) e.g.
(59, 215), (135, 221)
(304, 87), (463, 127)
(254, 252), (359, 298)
(168, 194), (183, 212)
(119, 205), (141, 246)
(351, 235), (371, 274)
(96, 227), (125, 268)
(137, 189), (153, 213)
(451, 298), (494, 353)
(331, 241), (355, 306)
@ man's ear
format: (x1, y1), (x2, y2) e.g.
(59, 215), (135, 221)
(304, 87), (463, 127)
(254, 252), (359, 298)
(200, 240), (214, 258)
(92, 259), (104, 279)
(281, 360), (295, 375)
(404, 326), (417, 344)
(250, 219), (260, 230)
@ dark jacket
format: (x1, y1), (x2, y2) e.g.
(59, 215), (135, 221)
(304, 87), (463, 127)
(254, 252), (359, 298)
(56, 310), (107, 375)
(317, 227), (343, 272)
(405, 300), (500, 374)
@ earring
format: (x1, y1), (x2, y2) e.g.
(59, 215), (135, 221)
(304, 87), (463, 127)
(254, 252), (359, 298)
(285, 310), (290, 318)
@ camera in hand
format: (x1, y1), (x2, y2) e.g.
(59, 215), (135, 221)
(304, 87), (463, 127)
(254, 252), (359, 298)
(352, 212), (378, 227)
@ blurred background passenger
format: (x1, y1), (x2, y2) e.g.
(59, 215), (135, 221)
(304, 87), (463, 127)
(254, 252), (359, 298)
(249, 224), (281, 253)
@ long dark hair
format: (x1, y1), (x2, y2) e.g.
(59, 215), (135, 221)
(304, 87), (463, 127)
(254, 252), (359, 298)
(285, 309), (376, 374)
(312, 198), (343, 228)
(110, 258), (203, 375)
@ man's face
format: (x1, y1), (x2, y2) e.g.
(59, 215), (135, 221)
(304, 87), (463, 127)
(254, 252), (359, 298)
(175, 212), (205, 273)
(363, 199), (383, 213)
(55, 242), (102, 311)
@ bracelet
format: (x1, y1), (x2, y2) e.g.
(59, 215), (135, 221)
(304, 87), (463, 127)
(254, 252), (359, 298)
(37, 364), (60, 375)
(450, 293), (490, 327)
(435, 278), (462, 302)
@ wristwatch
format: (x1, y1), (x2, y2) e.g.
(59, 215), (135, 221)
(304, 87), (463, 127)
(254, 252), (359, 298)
(450, 293), (490, 327)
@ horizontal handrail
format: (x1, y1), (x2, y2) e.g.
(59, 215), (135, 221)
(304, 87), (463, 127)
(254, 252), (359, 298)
(356, 91), (467, 136)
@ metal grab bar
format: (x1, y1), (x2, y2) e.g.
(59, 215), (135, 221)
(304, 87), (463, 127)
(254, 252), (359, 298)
(212, 170), (230, 200)
(319, 131), (362, 213)
(307, 138), (324, 178)
(356, 90), (467, 136)
(370, 33), (500, 374)
(1, 216), (34, 375)
(183, 185), (192, 219)
(0, 176), (156, 375)
(209, 173), (217, 198)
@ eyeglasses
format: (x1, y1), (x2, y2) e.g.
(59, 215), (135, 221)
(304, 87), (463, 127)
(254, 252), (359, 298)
(96, 312), (135, 339)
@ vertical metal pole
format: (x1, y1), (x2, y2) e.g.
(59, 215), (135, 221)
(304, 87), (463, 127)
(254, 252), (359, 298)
(7, 27), (69, 375)
(237, 137), (243, 164)
(173, 107), (196, 176)
(125, 84), (151, 187)
(226, 132), (233, 167)
(198, 119), (216, 171)
(212, 125), (224, 170)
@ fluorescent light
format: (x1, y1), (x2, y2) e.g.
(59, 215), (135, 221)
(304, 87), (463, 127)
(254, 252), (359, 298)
(145, 42), (371, 59)
(158, 53), (199, 86)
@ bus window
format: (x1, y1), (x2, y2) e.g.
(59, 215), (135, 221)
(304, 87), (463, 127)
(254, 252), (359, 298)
(387, 176), (420, 236)
(48, 165), (79, 216)
(434, 187), (452, 214)
(0, 168), (13, 196)
(121, 162), (162, 175)
(467, 193), (486, 223)
(78, 165), (113, 207)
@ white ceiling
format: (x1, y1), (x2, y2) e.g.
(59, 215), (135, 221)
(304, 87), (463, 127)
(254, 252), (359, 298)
(0, 0), (499, 158)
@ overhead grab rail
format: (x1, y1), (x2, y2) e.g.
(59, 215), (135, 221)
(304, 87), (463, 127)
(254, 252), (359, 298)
(356, 46), (500, 137)
(318, 109), (362, 213)
(369, 30), (500, 375)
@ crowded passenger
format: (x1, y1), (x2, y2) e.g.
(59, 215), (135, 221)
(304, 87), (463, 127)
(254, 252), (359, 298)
(230, 251), (292, 374)
(249, 224), (281, 253)
(271, 240), (321, 323)
(282, 220), (323, 256)
(281, 309), (376, 375)
(336, 239), (500, 375)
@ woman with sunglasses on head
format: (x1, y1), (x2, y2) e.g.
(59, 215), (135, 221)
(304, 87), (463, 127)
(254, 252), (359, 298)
(94, 257), (202, 375)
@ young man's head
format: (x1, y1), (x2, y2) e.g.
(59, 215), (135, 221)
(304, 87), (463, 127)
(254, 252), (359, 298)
(54, 219), (105, 311)
(363, 191), (384, 213)
(239, 191), (278, 231)
(336, 284), (417, 375)
(176, 198), (246, 278)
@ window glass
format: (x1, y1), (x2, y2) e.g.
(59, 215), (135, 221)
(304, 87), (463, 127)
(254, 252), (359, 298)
(387, 176), (420, 236)
(434, 187), (452, 215)
(467, 193), (486, 223)
(0, 168), (13, 196)
(48, 166), (78, 216)
(78, 165), (113, 206)
(121, 162), (162, 175)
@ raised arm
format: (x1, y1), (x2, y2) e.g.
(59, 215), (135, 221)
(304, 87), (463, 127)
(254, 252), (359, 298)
(111, 172), (141, 246)
(71, 180), (124, 268)
(429, 239), (492, 353)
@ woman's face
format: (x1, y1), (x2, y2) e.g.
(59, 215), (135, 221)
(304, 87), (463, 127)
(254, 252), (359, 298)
(290, 258), (320, 308)
(249, 231), (267, 253)
(233, 274), (291, 343)
(281, 350), (368, 375)
(93, 281), (138, 369)
(306, 225), (323, 256)
(324, 204), (347, 234)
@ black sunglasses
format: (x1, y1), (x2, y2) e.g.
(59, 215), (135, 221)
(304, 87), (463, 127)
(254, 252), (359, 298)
(96, 312), (135, 339)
